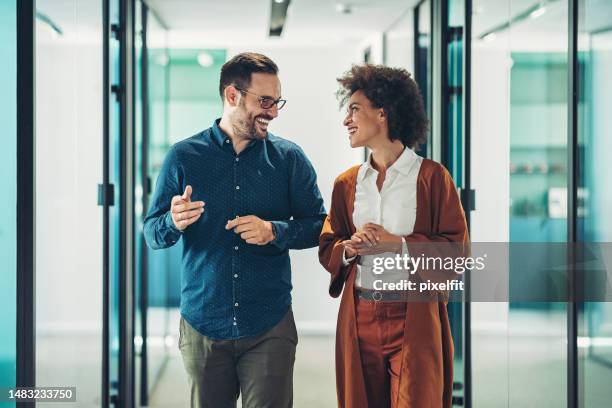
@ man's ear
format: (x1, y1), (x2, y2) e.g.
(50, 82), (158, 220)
(224, 85), (240, 107)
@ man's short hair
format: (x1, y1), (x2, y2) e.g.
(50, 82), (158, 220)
(337, 64), (429, 149)
(219, 52), (279, 100)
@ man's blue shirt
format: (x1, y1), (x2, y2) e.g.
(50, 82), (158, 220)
(143, 119), (326, 339)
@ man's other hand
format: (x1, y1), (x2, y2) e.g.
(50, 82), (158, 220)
(226, 215), (276, 245)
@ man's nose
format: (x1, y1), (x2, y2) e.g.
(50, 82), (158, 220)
(266, 104), (279, 118)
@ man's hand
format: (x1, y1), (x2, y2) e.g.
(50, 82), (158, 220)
(225, 215), (276, 245)
(342, 223), (402, 255)
(171, 185), (205, 231)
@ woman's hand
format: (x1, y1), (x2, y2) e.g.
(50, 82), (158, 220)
(342, 223), (403, 256)
(341, 240), (359, 258)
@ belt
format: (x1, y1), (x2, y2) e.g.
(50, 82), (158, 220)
(355, 287), (409, 302)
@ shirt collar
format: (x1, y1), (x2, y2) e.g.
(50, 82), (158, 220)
(211, 118), (230, 147)
(211, 118), (275, 169)
(357, 147), (418, 181)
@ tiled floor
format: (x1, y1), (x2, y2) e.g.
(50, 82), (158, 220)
(148, 334), (337, 408)
(32, 308), (612, 407)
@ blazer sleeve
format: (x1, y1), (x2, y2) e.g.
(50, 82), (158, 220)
(404, 164), (470, 285)
(319, 177), (352, 298)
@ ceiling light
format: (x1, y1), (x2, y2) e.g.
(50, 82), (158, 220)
(197, 52), (214, 68)
(530, 6), (547, 19)
(482, 32), (496, 42)
(274, 0), (284, 3)
(335, 3), (351, 14)
(155, 53), (169, 67)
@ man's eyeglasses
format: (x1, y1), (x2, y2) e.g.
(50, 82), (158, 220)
(235, 87), (286, 110)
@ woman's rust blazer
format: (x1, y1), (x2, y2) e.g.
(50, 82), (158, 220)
(319, 158), (469, 408)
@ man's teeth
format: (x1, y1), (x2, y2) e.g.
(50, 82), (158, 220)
(256, 118), (270, 125)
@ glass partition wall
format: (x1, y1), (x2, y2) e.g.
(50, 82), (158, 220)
(136, 3), (171, 405)
(0, 2), (17, 406)
(468, 0), (612, 407)
(577, 0), (612, 406)
(35, 1), (104, 406)
(507, 1), (569, 406)
(469, 0), (511, 405)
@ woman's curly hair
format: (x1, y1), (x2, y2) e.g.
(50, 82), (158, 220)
(337, 64), (428, 149)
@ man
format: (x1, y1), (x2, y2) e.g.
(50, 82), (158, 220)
(143, 52), (326, 407)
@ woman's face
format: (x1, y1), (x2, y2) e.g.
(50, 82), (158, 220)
(342, 90), (386, 149)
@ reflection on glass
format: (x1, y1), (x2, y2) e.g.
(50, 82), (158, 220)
(134, 1), (145, 405)
(508, 1), (568, 407)
(108, 0), (121, 401)
(577, 0), (612, 406)
(0, 2), (17, 406)
(145, 9), (172, 400)
(470, 1), (512, 403)
(35, 0), (103, 406)
(415, 0), (431, 157)
(445, 1), (465, 403)
(447, 0), (464, 185)
(470, 0), (570, 406)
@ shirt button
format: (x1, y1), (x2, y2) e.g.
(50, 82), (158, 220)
(234, 274), (238, 278)
(233, 316), (237, 320)
(225, 139), (230, 144)
(234, 246), (239, 251)
(234, 302), (239, 307)
(235, 157), (239, 162)
(233, 322), (237, 326)
(235, 185), (240, 190)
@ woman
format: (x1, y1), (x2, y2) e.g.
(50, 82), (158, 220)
(319, 64), (468, 408)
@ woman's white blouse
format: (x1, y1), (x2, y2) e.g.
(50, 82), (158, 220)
(347, 147), (423, 288)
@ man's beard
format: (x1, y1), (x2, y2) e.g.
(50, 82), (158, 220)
(232, 106), (270, 141)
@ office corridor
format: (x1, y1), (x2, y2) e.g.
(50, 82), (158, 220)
(4, 0), (612, 407)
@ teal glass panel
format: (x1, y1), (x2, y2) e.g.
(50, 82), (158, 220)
(508, 2), (568, 407)
(446, 1), (465, 405)
(415, 0), (431, 157)
(0, 1), (17, 406)
(134, 2), (145, 404)
(145, 9), (171, 397)
(577, 1), (612, 406)
(35, 0), (104, 406)
(108, 0), (121, 400)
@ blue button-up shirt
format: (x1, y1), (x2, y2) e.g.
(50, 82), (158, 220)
(143, 119), (326, 340)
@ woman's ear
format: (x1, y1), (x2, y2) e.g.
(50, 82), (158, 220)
(378, 108), (387, 122)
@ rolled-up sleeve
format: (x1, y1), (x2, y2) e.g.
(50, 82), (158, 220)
(143, 147), (184, 250)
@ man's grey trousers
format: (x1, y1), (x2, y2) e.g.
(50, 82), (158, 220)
(179, 309), (298, 408)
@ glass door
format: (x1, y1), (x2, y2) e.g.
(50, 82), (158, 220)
(0, 2), (17, 406)
(469, 0), (570, 406)
(444, 0), (470, 405)
(35, 1), (104, 407)
(577, 1), (612, 406)
(414, 0), (432, 158)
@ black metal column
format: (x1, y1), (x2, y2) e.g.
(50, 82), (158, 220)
(462, 0), (473, 405)
(119, 0), (136, 406)
(438, 0), (449, 166)
(101, 0), (111, 406)
(139, 1), (150, 405)
(567, 0), (579, 407)
(16, 1), (36, 407)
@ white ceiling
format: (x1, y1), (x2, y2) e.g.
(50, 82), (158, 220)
(145, 0), (419, 47)
(35, 0), (612, 50)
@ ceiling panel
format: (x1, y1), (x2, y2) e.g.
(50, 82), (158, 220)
(146, 0), (419, 46)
